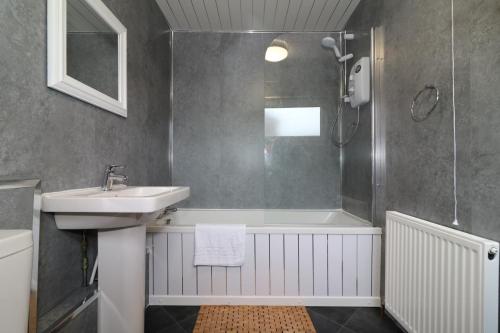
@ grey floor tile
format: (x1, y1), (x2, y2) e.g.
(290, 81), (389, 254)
(343, 308), (403, 333)
(307, 306), (357, 326)
(307, 309), (343, 333)
(156, 323), (186, 333)
(163, 306), (200, 322)
(148, 305), (404, 333)
(177, 314), (198, 332)
(145, 307), (178, 333)
(338, 326), (357, 333)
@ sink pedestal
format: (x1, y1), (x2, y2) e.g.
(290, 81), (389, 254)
(98, 225), (146, 333)
(41, 185), (190, 333)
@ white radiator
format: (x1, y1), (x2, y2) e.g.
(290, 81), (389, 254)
(386, 211), (499, 333)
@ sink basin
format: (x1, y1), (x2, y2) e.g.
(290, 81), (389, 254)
(41, 186), (190, 229)
(42, 186), (189, 214)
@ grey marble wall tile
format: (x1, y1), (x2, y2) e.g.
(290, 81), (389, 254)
(348, 0), (455, 228)
(58, 299), (98, 333)
(173, 32), (342, 209)
(219, 34), (266, 208)
(0, 0), (171, 328)
(383, 0), (456, 227)
(37, 215), (83, 318)
(264, 33), (342, 209)
(458, 0), (500, 242)
(0, 188), (34, 229)
(348, 0), (500, 243)
(172, 32), (224, 208)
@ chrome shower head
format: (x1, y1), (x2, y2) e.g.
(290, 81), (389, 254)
(322, 36), (354, 63)
(321, 36), (342, 58)
(321, 36), (337, 49)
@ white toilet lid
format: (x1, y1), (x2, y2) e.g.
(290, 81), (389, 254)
(0, 230), (33, 259)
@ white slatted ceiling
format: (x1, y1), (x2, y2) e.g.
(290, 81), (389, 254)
(191, 0), (211, 29)
(156, 0), (360, 32)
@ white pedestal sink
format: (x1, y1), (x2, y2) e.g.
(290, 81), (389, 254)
(41, 186), (190, 333)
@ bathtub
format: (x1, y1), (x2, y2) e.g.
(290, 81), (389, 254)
(147, 209), (382, 307)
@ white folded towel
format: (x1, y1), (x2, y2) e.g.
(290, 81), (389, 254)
(194, 224), (246, 266)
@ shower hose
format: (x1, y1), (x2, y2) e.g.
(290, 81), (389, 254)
(329, 101), (360, 148)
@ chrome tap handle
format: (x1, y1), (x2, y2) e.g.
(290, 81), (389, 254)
(102, 165), (127, 191)
(106, 164), (125, 172)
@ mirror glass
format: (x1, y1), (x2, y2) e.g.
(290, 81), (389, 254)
(66, 0), (118, 99)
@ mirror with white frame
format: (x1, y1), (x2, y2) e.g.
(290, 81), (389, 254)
(48, 0), (127, 117)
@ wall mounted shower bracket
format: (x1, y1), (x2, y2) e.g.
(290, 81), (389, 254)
(344, 33), (355, 40)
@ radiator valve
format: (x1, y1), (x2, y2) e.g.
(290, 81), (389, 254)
(488, 247), (498, 260)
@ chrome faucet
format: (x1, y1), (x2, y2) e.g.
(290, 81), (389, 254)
(101, 165), (128, 191)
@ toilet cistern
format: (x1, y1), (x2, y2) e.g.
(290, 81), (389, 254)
(0, 230), (33, 333)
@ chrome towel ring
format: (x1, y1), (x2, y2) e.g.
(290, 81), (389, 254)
(410, 85), (440, 122)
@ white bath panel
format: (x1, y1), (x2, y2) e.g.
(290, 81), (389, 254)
(167, 233), (182, 295)
(255, 234), (270, 295)
(357, 235), (373, 297)
(313, 235), (328, 296)
(270, 234), (285, 296)
(342, 235), (357, 296)
(226, 267), (241, 295)
(148, 221), (382, 306)
(212, 266), (227, 295)
(283, 234), (299, 297)
(241, 234), (255, 296)
(197, 266), (212, 296)
(328, 235), (342, 296)
(182, 233), (197, 295)
(372, 235), (382, 297)
(299, 234), (313, 296)
(152, 233), (168, 294)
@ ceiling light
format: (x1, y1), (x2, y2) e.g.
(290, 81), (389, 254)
(265, 39), (288, 62)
